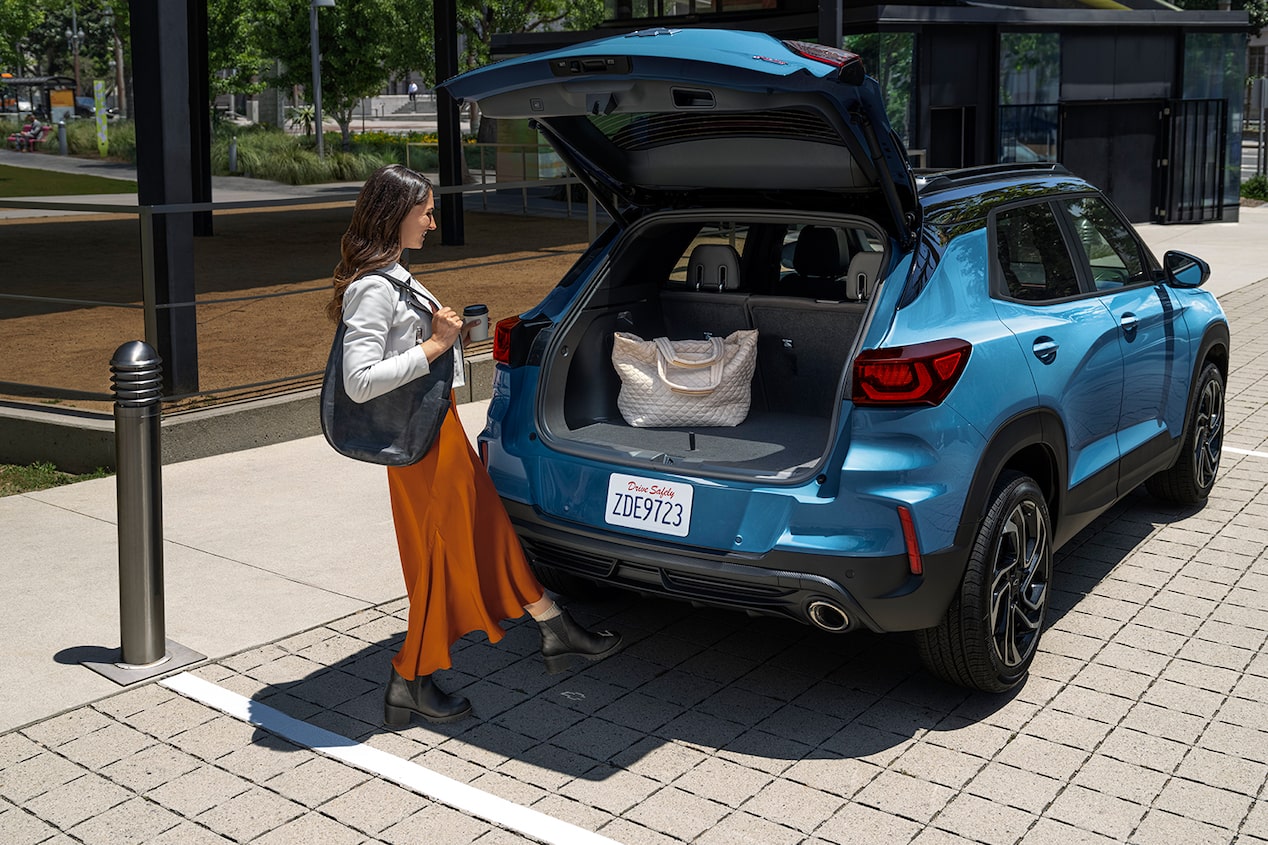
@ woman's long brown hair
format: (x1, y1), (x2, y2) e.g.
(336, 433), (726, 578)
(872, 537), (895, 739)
(326, 164), (433, 322)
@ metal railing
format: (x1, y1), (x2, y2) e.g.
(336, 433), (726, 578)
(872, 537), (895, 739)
(0, 173), (602, 408)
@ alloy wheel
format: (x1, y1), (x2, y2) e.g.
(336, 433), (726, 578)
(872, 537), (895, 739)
(1192, 377), (1224, 491)
(989, 498), (1050, 669)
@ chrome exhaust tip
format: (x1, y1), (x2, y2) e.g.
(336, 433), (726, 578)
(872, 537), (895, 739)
(807, 600), (850, 632)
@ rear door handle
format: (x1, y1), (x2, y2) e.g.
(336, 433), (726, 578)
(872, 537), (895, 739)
(1033, 337), (1058, 365)
(1120, 313), (1138, 341)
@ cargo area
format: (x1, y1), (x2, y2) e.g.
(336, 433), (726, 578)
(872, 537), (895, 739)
(533, 215), (890, 481)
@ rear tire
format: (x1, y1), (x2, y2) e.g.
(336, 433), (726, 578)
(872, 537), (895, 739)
(1146, 362), (1224, 504)
(917, 471), (1052, 693)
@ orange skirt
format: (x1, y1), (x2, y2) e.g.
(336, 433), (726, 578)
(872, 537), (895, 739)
(386, 400), (544, 679)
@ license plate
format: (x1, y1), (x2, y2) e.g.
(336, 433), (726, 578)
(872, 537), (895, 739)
(604, 473), (693, 537)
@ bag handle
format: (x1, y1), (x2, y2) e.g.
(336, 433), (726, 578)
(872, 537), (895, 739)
(653, 336), (724, 395)
(653, 336), (724, 368)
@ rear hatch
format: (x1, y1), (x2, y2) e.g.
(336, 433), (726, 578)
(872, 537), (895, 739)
(441, 27), (917, 243)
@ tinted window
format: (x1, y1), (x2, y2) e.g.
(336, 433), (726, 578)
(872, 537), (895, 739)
(994, 203), (1081, 302)
(1061, 197), (1150, 290)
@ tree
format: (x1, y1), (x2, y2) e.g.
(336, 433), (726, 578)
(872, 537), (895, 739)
(262, 0), (423, 148)
(0, 0), (45, 77)
(457, 0), (604, 75)
(208, 0), (272, 101)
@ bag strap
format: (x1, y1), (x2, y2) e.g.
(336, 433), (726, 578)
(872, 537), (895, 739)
(357, 270), (435, 313)
(653, 336), (725, 395)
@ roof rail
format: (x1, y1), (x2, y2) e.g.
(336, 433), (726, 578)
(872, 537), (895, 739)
(917, 162), (1073, 193)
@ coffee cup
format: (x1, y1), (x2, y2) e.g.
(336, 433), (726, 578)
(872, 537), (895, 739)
(463, 304), (489, 342)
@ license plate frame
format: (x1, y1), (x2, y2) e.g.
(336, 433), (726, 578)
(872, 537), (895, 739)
(604, 472), (694, 537)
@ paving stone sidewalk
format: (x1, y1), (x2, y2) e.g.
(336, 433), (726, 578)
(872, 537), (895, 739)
(3, 283), (1267, 844)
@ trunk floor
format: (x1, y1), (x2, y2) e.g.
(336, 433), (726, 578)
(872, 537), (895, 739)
(565, 411), (832, 475)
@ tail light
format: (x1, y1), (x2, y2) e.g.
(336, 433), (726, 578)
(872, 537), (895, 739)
(781, 40), (866, 84)
(852, 339), (971, 406)
(492, 316), (521, 365)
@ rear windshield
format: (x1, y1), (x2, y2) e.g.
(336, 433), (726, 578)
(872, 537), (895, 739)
(589, 108), (847, 152)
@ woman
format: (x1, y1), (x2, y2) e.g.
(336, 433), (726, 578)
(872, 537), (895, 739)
(328, 164), (621, 726)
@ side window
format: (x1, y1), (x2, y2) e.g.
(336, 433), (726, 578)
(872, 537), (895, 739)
(994, 203), (1082, 302)
(1060, 197), (1150, 290)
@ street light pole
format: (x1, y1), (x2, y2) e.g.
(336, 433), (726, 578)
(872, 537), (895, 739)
(309, 0), (335, 158)
(103, 7), (127, 117)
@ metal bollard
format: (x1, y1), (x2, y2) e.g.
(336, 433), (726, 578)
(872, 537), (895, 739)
(57, 120), (67, 156)
(110, 341), (167, 667)
(229, 136), (237, 174)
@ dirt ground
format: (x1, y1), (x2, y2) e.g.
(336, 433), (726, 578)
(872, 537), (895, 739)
(0, 204), (591, 414)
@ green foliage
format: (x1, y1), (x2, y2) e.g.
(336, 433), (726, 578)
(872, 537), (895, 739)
(61, 118), (136, 160)
(208, 0), (272, 98)
(0, 0), (44, 74)
(206, 124), (397, 183)
(262, 0), (417, 148)
(844, 33), (914, 146)
(287, 104), (315, 136)
(1243, 175), (1268, 201)
(458, 0), (605, 72)
(0, 461), (112, 498)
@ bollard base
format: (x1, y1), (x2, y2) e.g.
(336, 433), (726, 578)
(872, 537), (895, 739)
(82, 639), (205, 686)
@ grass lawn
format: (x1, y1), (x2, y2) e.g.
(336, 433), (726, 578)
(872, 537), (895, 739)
(0, 163), (136, 198)
(0, 462), (112, 497)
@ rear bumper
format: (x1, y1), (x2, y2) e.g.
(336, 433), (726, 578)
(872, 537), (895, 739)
(504, 500), (967, 633)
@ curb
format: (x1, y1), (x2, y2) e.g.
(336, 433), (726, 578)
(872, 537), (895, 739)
(0, 352), (497, 473)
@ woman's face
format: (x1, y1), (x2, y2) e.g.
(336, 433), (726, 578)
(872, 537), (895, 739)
(398, 193), (437, 250)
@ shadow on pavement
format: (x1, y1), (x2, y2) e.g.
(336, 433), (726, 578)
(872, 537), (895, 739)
(240, 593), (1022, 782)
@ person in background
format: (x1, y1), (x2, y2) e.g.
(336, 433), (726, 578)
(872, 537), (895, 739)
(326, 164), (622, 726)
(16, 114), (43, 152)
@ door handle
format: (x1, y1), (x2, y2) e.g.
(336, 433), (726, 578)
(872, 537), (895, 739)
(1120, 312), (1138, 341)
(1032, 337), (1058, 365)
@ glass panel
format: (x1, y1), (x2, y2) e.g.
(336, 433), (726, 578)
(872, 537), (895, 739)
(1061, 197), (1149, 290)
(843, 33), (914, 148)
(1184, 32), (1245, 210)
(998, 33), (1058, 165)
(999, 104), (1058, 163)
(999, 33), (1059, 106)
(994, 203), (1081, 302)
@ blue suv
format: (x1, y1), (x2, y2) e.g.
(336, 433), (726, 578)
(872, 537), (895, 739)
(444, 28), (1229, 691)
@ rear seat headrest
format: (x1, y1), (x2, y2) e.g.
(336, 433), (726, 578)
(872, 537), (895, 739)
(687, 243), (742, 291)
(793, 226), (852, 279)
(844, 251), (885, 301)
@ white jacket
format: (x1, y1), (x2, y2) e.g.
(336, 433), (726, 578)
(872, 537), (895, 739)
(341, 263), (462, 404)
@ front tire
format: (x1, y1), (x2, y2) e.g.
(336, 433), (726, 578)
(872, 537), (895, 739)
(1146, 361), (1224, 504)
(917, 472), (1052, 693)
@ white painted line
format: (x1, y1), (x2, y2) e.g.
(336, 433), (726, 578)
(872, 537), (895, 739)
(160, 672), (622, 845)
(1227, 447), (1268, 459)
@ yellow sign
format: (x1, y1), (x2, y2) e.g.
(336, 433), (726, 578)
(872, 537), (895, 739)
(50, 88), (74, 107)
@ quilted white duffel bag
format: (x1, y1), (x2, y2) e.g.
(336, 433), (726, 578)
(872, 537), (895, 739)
(611, 329), (758, 427)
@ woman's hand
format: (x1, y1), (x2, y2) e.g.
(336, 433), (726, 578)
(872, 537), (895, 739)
(419, 306), (464, 363)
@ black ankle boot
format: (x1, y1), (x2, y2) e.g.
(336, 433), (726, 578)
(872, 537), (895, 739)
(383, 668), (471, 726)
(538, 609), (622, 674)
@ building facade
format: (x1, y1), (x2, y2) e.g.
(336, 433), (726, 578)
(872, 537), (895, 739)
(494, 1), (1252, 223)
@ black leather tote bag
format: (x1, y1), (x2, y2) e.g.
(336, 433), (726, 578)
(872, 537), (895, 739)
(320, 274), (454, 466)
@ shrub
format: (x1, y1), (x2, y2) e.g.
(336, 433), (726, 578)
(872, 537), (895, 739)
(1243, 175), (1268, 202)
(208, 126), (396, 184)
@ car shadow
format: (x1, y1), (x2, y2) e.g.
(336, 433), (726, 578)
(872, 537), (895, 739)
(231, 491), (1210, 782)
(240, 592), (1026, 782)
(1045, 486), (1210, 629)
